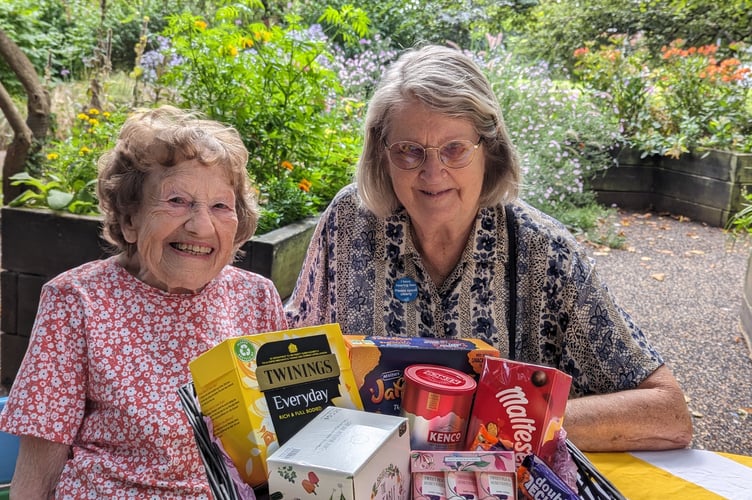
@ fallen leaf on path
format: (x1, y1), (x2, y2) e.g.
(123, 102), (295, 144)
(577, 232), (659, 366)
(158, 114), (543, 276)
(651, 273), (665, 281)
(626, 246), (636, 252)
(620, 218), (632, 226)
(685, 250), (705, 256)
(641, 257), (652, 261)
(687, 232), (699, 239)
(691, 410), (704, 418)
(656, 249), (675, 255)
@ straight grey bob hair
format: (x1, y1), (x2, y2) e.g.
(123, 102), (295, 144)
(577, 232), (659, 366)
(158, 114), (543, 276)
(356, 44), (521, 218)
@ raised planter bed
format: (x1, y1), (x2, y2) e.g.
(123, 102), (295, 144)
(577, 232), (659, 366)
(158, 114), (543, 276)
(0, 207), (318, 387)
(589, 148), (752, 227)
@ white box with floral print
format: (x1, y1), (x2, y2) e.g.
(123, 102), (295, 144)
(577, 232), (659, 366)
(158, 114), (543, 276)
(266, 406), (410, 500)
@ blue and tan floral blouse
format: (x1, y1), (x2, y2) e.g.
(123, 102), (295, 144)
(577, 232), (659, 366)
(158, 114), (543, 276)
(285, 184), (663, 397)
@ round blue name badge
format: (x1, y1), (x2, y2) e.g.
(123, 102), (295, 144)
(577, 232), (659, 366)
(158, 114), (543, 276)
(394, 277), (418, 302)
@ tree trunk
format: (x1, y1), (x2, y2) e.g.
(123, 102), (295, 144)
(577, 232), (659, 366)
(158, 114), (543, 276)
(0, 28), (51, 203)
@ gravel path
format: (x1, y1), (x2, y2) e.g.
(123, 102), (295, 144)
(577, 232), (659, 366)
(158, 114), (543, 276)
(584, 209), (752, 456)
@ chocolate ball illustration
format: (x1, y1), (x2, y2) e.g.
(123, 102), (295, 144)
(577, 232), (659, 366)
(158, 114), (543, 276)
(531, 370), (548, 387)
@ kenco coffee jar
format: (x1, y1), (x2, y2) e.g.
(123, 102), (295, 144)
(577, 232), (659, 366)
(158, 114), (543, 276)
(400, 364), (476, 450)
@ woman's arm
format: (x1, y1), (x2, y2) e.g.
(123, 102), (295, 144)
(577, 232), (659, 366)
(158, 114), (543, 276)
(564, 364), (693, 451)
(11, 435), (70, 499)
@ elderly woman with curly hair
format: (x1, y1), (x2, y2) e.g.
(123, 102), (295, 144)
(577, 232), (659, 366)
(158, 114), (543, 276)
(0, 106), (286, 498)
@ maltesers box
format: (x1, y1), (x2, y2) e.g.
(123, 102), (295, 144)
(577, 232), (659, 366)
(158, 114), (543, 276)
(409, 449), (516, 500)
(465, 357), (572, 467)
(344, 336), (499, 415)
(267, 406), (411, 500)
(189, 323), (363, 488)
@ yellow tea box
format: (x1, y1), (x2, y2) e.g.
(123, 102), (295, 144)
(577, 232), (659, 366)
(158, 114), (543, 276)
(267, 406), (410, 500)
(189, 323), (363, 488)
(344, 336), (499, 415)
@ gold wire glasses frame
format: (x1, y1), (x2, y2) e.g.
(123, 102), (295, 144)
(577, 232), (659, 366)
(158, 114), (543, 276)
(384, 138), (482, 170)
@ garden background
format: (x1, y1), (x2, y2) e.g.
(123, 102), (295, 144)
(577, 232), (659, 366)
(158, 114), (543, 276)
(1, 0), (751, 240)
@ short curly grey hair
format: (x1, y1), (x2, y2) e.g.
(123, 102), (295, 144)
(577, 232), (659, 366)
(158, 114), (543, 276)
(356, 44), (521, 218)
(96, 105), (257, 255)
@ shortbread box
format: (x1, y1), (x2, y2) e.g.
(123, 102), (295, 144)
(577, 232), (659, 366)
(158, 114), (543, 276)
(409, 449), (516, 500)
(345, 335), (499, 415)
(267, 406), (411, 500)
(189, 323), (363, 487)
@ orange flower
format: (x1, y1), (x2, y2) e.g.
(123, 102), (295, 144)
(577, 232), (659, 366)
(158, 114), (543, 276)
(298, 179), (312, 192)
(281, 161), (293, 171)
(573, 47), (589, 58)
(194, 20), (207, 30)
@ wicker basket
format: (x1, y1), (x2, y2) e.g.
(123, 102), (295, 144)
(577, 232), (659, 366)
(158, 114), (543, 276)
(178, 383), (626, 500)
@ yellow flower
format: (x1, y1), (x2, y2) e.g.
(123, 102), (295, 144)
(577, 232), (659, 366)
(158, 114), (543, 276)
(228, 45), (238, 57)
(103, 111), (111, 118)
(298, 179), (312, 192)
(195, 20), (207, 30)
(281, 161), (294, 171)
(253, 30), (272, 43)
(242, 37), (254, 49)
(79, 146), (92, 156)
(77, 113), (88, 120)
(88, 108), (99, 115)
(46, 152), (59, 160)
(88, 118), (99, 127)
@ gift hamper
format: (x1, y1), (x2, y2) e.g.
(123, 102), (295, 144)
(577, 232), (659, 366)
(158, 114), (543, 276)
(180, 381), (627, 500)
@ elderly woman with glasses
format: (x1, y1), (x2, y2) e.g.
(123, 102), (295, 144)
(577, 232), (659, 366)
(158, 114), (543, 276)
(286, 45), (692, 452)
(0, 106), (287, 498)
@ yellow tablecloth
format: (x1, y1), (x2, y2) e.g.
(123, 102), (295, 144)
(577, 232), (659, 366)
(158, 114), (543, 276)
(586, 449), (752, 499)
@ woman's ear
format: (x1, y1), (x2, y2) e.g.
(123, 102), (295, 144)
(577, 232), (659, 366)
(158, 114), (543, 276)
(121, 214), (138, 244)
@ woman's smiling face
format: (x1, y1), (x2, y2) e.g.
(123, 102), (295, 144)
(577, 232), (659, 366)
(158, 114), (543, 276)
(121, 160), (239, 293)
(386, 100), (485, 233)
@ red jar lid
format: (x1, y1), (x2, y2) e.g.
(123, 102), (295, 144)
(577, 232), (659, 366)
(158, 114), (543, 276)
(403, 364), (476, 395)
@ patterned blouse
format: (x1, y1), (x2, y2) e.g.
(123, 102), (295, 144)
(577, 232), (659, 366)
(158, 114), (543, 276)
(0, 257), (287, 498)
(286, 184), (663, 397)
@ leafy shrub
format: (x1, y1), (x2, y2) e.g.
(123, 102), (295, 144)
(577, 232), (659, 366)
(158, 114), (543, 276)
(574, 36), (752, 157)
(154, 5), (366, 232)
(9, 108), (127, 214)
(475, 37), (621, 224)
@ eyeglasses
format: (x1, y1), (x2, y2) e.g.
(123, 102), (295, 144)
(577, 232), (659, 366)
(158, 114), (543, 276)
(384, 138), (482, 170)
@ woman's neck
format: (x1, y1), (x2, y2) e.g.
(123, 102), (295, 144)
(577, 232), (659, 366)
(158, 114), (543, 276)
(410, 218), (475, 287)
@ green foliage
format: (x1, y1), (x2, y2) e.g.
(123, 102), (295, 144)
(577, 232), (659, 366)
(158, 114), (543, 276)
(158, 3), (363, 231)
(477, 41), (620, 227)
(9, 108), (127, 214)
(574, 36), (752, 156)
(513, 0), (752, 73)
(727, 192), (752, 235)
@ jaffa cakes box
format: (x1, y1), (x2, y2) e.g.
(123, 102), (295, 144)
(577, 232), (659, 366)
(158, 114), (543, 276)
(465, 357), (572, 466)
(189, 323), (363, 487)
(344, 336), (499, 415)
(267, 406), (410, 500)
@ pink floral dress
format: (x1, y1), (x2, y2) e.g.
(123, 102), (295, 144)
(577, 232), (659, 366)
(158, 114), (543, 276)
(0, 257), (286, 498)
